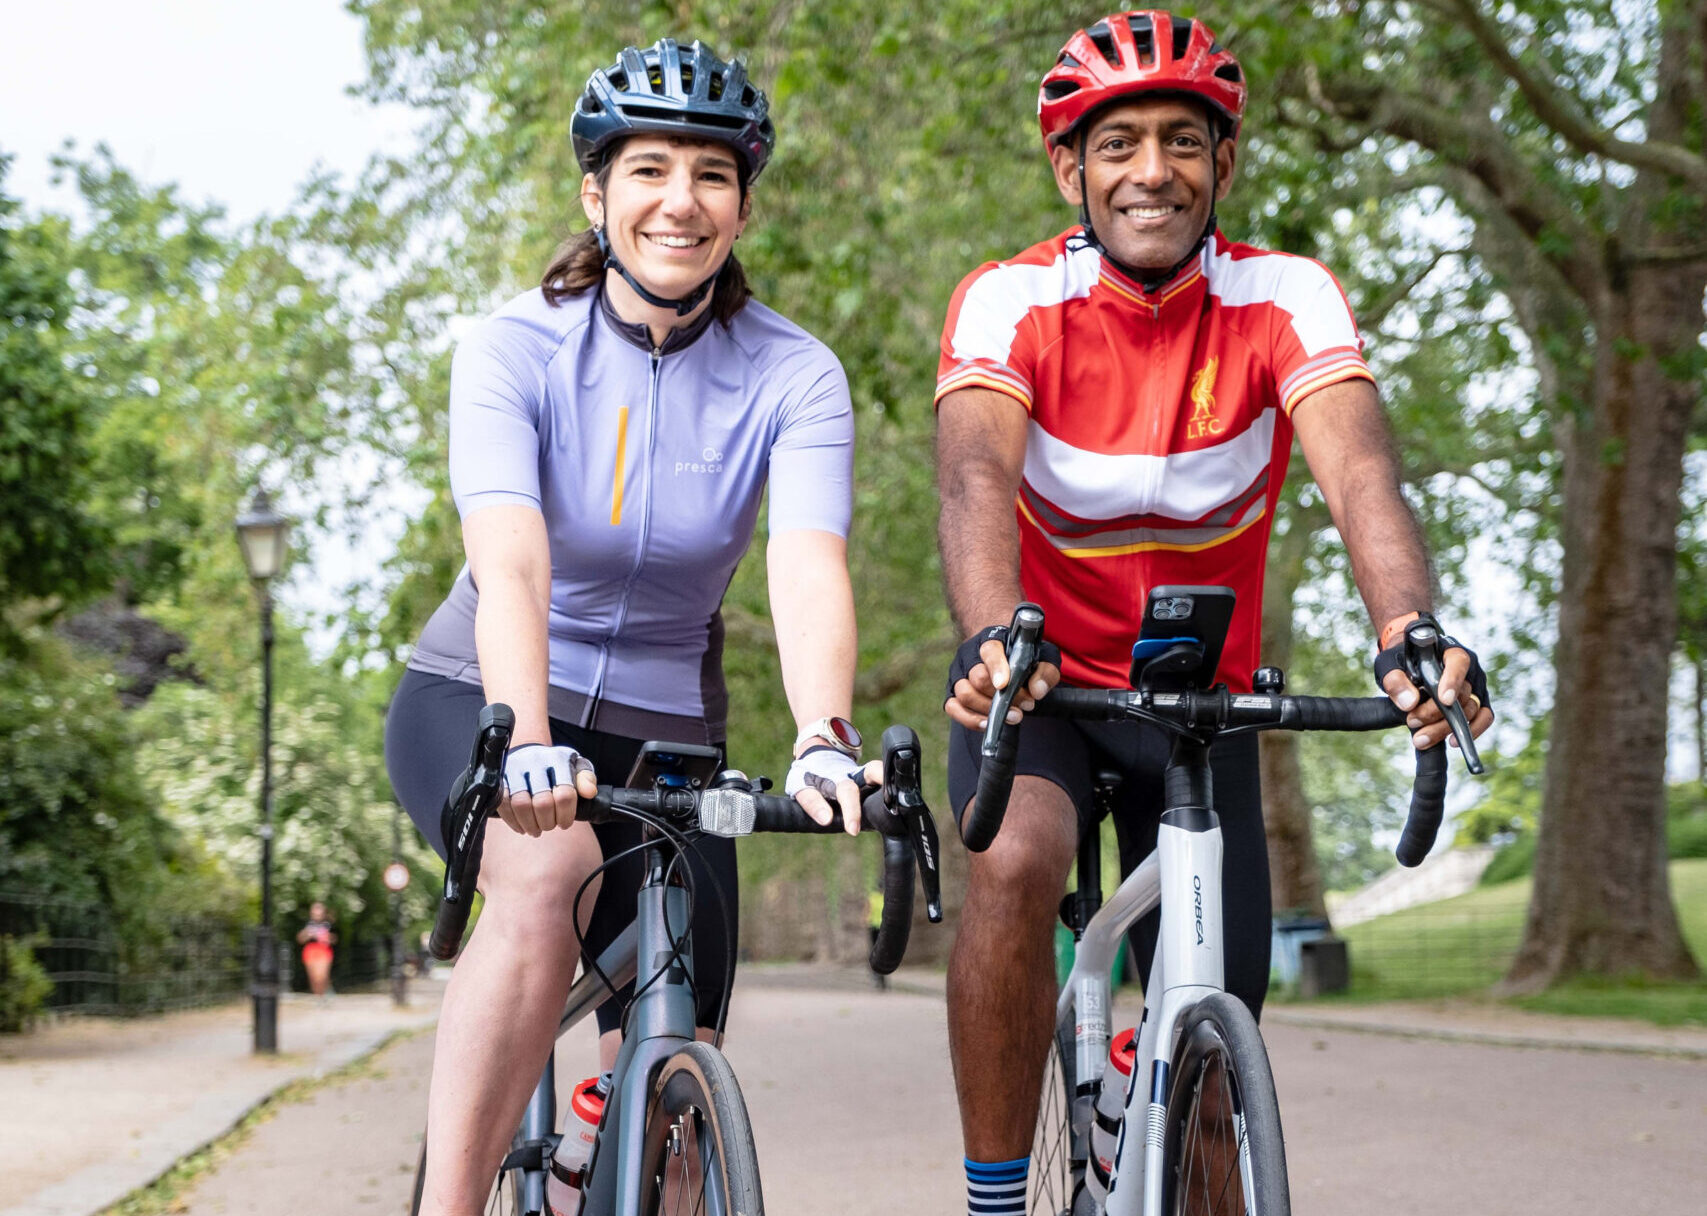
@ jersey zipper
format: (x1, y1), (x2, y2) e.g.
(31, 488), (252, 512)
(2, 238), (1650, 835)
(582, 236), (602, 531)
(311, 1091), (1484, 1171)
(584, 344), (664, 726)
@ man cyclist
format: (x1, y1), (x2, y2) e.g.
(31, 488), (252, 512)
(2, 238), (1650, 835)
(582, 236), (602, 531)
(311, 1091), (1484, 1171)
(934, 12), (1494, 1212)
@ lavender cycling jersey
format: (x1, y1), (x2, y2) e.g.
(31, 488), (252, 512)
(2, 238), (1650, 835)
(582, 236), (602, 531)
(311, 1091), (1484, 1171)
(406, 286), (854, 744)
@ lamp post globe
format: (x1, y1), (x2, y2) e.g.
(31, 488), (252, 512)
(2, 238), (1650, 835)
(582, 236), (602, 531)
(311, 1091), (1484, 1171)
(235, 488), (291, 1054)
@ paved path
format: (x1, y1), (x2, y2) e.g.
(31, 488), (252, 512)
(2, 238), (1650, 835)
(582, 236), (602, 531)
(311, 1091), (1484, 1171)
(162, 969), (1706, 1216)
(0, 985), (442, 1216)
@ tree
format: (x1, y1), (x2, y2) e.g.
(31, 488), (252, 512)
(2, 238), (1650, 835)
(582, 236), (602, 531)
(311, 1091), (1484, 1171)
(0, 157), (107, 621)
(1248, 1), (1705, 987)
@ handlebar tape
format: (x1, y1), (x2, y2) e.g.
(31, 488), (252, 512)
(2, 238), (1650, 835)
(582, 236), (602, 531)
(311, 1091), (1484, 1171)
(1281, 696), (1406, 731)
(1395, 742), (1448, 867)
(869, 835), (916, 975)
(963, 720), (1018, 853)
(429, 896), (474, 962)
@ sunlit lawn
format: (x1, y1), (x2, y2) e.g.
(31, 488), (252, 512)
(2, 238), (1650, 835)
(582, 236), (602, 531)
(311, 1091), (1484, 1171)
(1292, 859), (1707, 1026)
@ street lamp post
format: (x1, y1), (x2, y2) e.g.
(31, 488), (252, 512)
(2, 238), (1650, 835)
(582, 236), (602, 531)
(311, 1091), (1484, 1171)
(236, 489), (291, 1055)
(387, 805), (409, 1008)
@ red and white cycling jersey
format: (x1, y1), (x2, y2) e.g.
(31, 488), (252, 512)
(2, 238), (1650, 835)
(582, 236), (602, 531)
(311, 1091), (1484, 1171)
(936, 228), (1375, 692)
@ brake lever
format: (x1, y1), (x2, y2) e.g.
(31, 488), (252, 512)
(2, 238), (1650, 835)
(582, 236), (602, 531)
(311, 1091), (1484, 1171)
(1402, 619), (1485, 776)
(441, 704), (514, 908)
(981, 603), (1045, 763)
(881, 724), (941, 923)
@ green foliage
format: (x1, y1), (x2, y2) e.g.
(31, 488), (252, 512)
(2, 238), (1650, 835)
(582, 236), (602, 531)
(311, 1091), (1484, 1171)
(0, 158), (108, 616)
(0, 934), (54, 1033)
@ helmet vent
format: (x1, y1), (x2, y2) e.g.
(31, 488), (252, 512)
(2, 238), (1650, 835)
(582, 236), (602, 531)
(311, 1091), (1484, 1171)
(1170, 16), (1193, 61)
(621, 104), (750, 135)
(1084, 20), (1120, 67)
(1127, 13), (1155, 66)
(1214, 63), (1243, 84)
(1042, 79), (1080, 100)
(682, 64), (696, 93)
(707, 69), (724, 100)
(608, 70), (628, 92)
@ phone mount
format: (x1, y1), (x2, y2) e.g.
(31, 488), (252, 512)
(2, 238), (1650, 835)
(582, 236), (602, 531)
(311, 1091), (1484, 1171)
(1128, 638), (1209, 691)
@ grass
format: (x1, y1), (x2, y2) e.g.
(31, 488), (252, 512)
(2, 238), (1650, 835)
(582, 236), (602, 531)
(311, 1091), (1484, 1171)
(1296, 858), (1707, 1026)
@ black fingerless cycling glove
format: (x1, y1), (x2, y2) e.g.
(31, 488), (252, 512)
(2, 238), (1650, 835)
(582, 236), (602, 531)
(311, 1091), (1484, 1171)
(1371, 613), (1491, 714)
(945, 625), (1062, 701)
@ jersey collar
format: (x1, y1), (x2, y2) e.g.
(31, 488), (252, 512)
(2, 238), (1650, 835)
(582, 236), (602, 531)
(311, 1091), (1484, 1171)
(596, 285), (716, 355)
(1093, 234), (1213, 314)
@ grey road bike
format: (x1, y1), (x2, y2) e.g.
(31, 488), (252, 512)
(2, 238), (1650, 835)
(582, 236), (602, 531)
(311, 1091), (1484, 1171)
(409, 704), (942, 1216)
(963, 588), (1482, 1216)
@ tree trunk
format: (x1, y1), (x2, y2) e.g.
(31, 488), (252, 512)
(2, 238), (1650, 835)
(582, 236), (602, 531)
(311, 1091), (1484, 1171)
(1505, 262), (1704, 990)
(1259, 506), (1329, 920)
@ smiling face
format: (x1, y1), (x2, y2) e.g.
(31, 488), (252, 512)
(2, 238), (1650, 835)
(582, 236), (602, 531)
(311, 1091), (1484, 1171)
(1050, 96), (1236, 282)
(581, 134), (749, 311)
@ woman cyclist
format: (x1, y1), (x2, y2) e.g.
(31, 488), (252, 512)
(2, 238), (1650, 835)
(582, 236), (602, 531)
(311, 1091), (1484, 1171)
(384, 38), (873, 1214)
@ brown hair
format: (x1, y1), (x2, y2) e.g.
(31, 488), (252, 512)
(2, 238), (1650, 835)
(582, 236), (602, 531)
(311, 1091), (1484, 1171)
(540, 155), (754, 325)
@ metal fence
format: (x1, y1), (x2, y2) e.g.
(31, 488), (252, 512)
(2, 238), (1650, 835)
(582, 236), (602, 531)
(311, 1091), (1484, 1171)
(1, 891), (397, 1017)
(1334, 897), (1523, 998)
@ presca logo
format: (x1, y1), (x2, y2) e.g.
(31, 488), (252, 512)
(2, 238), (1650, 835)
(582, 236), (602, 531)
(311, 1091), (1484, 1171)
(675, 446), (725, 476)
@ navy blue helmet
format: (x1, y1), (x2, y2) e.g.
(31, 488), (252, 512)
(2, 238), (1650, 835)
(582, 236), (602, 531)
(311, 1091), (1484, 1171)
(572, 39), (775, 181)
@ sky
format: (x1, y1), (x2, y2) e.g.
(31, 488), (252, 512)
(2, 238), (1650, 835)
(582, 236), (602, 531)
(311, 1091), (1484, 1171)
(0, 0), (414, 223)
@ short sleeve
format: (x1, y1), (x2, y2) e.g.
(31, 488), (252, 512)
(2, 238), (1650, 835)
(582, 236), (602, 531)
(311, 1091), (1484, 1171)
(447, 321), (546, 518)
(767, 355), (855, 538)
(934, 262), (1042, 413)
(1269, 258), (1376, 416)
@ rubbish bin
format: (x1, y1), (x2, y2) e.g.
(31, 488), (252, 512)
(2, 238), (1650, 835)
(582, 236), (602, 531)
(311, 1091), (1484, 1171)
(1054, 923), (1128, 990)
(1269, 916), (1332, 988)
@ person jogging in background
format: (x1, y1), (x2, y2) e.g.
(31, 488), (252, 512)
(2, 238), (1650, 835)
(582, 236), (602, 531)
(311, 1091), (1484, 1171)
(296, 901), (335, 999)
(384, 38), (876, 1215)
(933, 12), (1494, 1213)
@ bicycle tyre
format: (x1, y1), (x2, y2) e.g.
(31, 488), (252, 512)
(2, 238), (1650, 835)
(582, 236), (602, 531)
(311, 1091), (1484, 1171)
(1028, 1018), (1087, 1215)
(408, 1128), (528, 1216)
(1161, 993), (1289, 1216)
(638, 1041), (764, 1216)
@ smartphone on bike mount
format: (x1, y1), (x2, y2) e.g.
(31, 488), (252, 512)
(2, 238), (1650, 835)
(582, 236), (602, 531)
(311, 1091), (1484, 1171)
(624, 740), (723, 791)
(1128, 584), (1237, 690)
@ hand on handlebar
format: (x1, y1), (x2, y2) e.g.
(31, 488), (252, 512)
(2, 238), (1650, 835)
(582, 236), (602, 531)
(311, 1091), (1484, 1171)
(786, 753), (884, 834)
(499, 743), (599, 837)
(943, 626), (1062, 732)
(1373, 617), (1494, 754)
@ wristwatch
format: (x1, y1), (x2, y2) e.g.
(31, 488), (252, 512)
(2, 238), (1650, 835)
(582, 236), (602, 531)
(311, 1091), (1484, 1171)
(792, 715), (862, 759)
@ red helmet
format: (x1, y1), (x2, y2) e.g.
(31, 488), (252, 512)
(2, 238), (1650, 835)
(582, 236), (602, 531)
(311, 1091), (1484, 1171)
(1038, 11), (1246, 149)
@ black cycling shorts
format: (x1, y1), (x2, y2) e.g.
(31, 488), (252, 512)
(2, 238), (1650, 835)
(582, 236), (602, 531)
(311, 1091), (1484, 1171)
(948, 713), (1271, 1019)
(385, 668), (737, 1035)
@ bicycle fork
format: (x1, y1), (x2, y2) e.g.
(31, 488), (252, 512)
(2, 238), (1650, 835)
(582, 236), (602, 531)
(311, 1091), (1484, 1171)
(1105, 738), (1223, 1216)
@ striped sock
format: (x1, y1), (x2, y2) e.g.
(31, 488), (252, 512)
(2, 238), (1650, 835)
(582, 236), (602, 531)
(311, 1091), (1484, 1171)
(966, 1155), (1028, 1216)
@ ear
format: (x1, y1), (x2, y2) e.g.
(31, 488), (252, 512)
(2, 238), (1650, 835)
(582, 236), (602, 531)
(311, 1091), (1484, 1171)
(1049, 141), (1083, 207)
(1214, 138), (1237, 201)
(738, 188), (753, 230)
(579, 171), (604, 228)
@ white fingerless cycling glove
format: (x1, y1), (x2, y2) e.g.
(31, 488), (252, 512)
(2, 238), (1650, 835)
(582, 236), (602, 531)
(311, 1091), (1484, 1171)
(784, 746), (866, 800)
(503, 744), (594, 797)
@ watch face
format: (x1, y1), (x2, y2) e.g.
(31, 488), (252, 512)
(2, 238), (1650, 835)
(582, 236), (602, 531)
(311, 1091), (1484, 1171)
(828, 716), (862, 749)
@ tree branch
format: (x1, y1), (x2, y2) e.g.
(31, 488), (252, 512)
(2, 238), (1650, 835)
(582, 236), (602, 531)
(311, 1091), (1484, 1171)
(1627, 243), (1707, 265)
(1428, 0), (1707, 192)
(1303, 62), (1604, 306)
(1359, 245), (1469, 330)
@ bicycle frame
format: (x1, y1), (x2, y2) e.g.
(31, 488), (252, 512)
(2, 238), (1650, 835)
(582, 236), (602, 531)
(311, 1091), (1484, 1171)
(1055, 736), (1226, 1216)
(500, 837), (700, 1216)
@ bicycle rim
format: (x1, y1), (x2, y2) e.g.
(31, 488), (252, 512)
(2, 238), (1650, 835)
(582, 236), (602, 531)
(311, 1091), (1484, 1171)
(1028, 1024), (1080, 1216)
(408, 1130), (529, 1216)
(639, 1041), (764, 1216)
(1162, 993), (1289, 1216)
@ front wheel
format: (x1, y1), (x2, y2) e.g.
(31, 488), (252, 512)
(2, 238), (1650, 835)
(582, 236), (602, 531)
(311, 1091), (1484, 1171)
(638, 1041), (764, 1216)
(1161, 993), (1289, 1216)
(1029, 1022), (1086, 1215)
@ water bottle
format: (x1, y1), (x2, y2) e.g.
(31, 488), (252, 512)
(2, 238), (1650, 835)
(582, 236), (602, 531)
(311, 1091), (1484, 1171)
(546, 1073), (609, 1215)
(1085, 1027), (1137, 1206)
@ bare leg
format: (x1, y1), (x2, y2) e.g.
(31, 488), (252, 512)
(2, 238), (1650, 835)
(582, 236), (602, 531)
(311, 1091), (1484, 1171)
(948, 776), (1079, 1161)
(418, 821), (603, 1216)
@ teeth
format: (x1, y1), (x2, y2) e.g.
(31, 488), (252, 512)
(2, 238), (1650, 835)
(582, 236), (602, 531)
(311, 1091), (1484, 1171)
(1124, 206), (1176, 219)
(646, 234), (704, 248)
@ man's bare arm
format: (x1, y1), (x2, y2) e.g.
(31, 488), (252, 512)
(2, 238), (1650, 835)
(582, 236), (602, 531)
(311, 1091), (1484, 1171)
(1291, 377), (1433, 632)
(937, 387), (1031, 635)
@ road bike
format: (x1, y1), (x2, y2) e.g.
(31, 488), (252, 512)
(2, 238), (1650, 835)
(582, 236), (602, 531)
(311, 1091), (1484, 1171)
(409, 705), (942, 1215)
(962, 588), (1482, 1216)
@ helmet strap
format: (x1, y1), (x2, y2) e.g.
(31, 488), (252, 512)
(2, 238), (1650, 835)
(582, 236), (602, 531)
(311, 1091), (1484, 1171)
(1074, 127), (1219, 296)
(596, 227), (720, 318)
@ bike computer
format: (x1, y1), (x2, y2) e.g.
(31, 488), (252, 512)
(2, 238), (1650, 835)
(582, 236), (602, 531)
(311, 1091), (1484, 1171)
(1129, 585), (1236, 690)
(625, 741), (723, 791)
